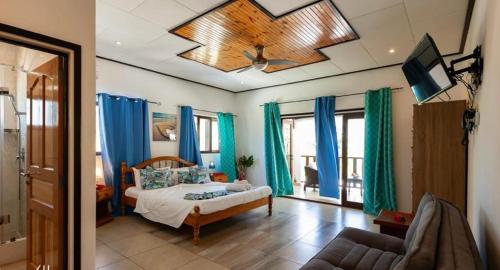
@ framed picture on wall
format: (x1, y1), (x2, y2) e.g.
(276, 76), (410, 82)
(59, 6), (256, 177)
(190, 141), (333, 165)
(153, 112), (177, 141)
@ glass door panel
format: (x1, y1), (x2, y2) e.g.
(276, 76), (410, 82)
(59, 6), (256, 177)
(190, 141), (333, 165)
(341, 112), (364, 208)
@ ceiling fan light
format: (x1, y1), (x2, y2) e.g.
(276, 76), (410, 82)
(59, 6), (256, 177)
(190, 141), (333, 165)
(254, 62), (268, 71)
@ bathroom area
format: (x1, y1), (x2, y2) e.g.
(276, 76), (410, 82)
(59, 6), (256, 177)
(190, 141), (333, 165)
(0, 41), (57, 268)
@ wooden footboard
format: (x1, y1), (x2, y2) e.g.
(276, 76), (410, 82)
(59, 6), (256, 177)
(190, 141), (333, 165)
(184, 195), (273, 244)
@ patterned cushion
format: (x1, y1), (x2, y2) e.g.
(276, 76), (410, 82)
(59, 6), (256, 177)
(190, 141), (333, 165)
(189, 167), (210, 183)
(140, 166), (172, 190)
(178, 167), (211, 184)
(178, 170), (194, 184)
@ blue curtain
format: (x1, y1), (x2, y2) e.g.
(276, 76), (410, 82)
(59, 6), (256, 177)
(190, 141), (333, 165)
(314, 96), (340, 198)
(217, 113), (237, 182)
(98, 93), (151, 216)
(264, 102), (294, 197)
(363, 88), (397, 215)
(179, 106), (203, 166)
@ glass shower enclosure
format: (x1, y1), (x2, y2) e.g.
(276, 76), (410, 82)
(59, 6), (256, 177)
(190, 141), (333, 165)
(0, 84), (26, 244)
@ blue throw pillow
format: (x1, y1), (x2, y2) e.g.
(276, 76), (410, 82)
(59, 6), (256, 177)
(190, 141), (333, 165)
(140, 166), (172, 190)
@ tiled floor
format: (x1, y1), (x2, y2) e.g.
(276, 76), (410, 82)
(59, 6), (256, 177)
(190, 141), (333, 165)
(96, 197), (378, 270)
(288, 184), (363, 205)
(0, 260), (25, 270)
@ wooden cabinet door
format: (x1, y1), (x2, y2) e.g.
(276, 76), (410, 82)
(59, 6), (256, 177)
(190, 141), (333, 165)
(26, 57), (65, 270)
(412, 100), (467, 213)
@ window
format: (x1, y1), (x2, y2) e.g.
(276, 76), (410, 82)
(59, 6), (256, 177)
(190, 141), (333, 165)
(194, 115), (219, 153)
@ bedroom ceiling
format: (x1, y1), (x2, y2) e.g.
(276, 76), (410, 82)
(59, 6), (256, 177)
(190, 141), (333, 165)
(171, 0), (358, 73)
(96, 0), (472, 92)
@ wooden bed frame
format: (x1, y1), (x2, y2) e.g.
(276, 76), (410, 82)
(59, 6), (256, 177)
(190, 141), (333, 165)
(120, 156), (272, 245)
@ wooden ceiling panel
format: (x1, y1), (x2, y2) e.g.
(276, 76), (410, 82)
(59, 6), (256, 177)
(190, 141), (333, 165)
(170, 0), (358, 73)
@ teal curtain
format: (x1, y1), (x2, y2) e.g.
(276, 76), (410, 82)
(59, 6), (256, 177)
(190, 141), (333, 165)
(217, 112), (237, 182)
(264, 102), (293, 197)
(363, 87), (397, 215)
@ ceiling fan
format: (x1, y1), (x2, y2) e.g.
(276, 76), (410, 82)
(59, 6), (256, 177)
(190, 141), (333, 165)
(237, 45), (298, 73)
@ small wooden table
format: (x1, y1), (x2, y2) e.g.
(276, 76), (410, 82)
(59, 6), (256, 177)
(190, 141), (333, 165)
(96, 185), (114, 227)
(373, 210), (414, 239)
(210, 172), (228, 183)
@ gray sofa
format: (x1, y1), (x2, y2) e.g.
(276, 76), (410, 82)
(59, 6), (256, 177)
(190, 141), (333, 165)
(300, 193), (483, 270)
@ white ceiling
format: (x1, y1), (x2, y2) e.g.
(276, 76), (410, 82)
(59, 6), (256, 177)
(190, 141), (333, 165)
(96, 0), (470, 92)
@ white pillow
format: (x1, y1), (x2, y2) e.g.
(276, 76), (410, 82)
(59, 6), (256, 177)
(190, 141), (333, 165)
(132, 167), (142, 189)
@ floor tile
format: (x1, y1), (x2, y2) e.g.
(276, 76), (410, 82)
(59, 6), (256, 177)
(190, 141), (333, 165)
(273, 240), (322, 264)
(242, 232), (293, 253)
(175, 257), (229, 270)
(0, 261), (26, 270)
(97, 259), (143, 270)
(213, 245), (266, 270)
(107, 232), (167, 257)
(299, 222), (344, 248)
(197, 241), (241, 260)
(95, 242), (125, 268)
(246, 255), (303, 270)
(130, 243), (197, 270)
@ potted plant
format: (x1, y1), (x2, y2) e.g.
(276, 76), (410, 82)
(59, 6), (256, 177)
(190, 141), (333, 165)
(237, 155), (254, 180)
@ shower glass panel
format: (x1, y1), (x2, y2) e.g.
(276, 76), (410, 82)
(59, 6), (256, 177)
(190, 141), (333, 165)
(0, 73), (26, 244)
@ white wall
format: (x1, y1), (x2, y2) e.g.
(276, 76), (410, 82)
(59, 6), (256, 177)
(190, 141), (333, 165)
(464, 0), (500, 267)
(235, 65), (466, 212)
(0, 1), (96, 269)
(96, 59), (237, 167)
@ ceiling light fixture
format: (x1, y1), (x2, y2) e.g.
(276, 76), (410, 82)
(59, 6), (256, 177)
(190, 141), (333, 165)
(389, 49), (395, 54)
(115, 41), (122, 46)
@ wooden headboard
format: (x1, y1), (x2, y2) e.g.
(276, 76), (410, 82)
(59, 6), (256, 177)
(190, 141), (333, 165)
(120, 156), (195, 210)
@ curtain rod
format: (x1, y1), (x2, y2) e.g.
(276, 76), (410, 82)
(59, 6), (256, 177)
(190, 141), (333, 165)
(259, 87), (404, 107)
(177, 105), (238, 117)
(96, 93), (161, 105)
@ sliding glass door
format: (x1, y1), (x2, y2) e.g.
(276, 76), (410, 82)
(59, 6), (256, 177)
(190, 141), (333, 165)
(282, 111), (365, 209)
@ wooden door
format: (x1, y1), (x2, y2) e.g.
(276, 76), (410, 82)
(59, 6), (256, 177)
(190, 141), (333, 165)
(412, 100), (467, 213)
(26, 57), (66, 270)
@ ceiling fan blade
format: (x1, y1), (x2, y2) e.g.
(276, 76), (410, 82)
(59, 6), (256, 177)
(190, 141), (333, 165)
(268, 59), (298, 66)
(237, 66), (254, 73)
(243, 51), (256, 61)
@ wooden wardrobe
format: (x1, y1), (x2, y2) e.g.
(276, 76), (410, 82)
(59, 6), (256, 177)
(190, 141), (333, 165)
(412, 100), (467, 213)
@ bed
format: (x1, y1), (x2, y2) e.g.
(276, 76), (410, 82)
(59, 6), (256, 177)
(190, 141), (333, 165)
(120, 156), (273, 245)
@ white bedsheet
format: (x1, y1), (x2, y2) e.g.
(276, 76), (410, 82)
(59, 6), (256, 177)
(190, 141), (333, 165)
(129, 183), (272, 228)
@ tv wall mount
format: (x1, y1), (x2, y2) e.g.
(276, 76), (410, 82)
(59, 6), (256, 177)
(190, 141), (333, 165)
(447, 46), (483, 142)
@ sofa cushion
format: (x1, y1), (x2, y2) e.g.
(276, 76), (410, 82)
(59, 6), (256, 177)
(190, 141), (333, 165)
(394, 195), (442, 270)
(435, 200), (483, 270)
(300, 228), (404, 270)
(404, 192), (434, 251)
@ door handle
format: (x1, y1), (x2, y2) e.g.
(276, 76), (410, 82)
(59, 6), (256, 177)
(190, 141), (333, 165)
(21, 171), (40, 177)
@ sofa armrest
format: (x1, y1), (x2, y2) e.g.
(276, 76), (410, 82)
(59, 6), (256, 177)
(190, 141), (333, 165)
(337, 227), (405, 254)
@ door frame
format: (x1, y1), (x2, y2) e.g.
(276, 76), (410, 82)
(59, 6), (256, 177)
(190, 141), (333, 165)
(0, 23), (82, 269)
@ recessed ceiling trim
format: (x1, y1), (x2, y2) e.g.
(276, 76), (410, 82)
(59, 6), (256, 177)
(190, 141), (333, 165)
(237, 52), (463, 93)
(169, 0), (359, 73)
(96, 55), (237, 93)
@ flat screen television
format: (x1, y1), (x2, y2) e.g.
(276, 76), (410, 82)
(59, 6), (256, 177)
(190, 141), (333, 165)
(402, 33), (456, 104)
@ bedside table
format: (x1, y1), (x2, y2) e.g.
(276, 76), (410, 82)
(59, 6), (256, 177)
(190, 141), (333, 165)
(96, 185), (113, 227)
(373, 210), (414, 239)
(210, 172), (228, 183)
